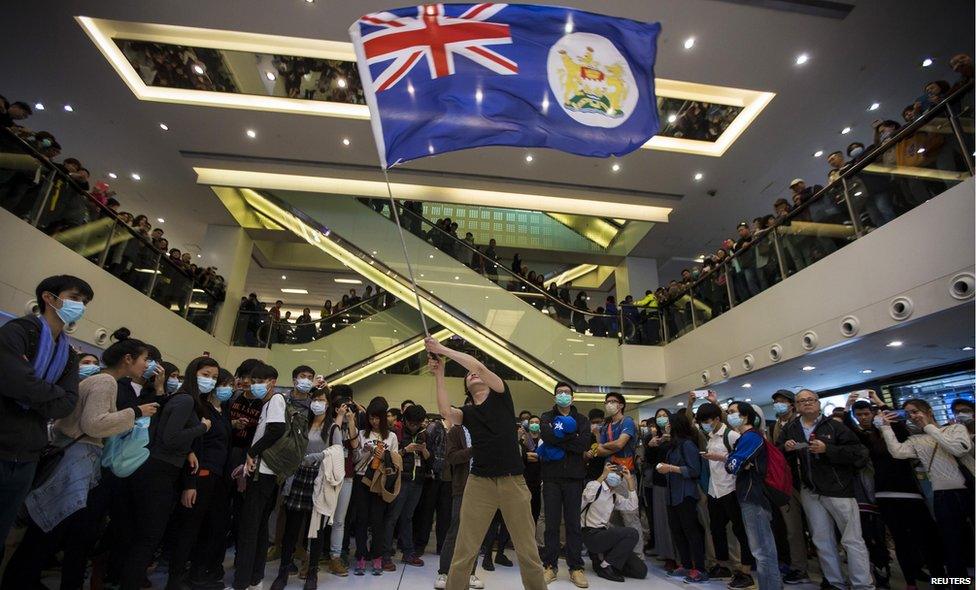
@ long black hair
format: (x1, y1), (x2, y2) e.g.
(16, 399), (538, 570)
(101, 331), (148, 368)
(669, 410), (697, 442)
(177, 356), (220, 418)
(365, 398), (390, 439)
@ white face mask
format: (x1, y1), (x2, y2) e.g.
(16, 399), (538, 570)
(310, 400), (327, 415)
(605, 402), (620, 415)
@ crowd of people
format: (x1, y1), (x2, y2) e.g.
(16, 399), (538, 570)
(657, 98), (742, 142)
(4, 275), (973, 590)
(656, 53), (974, 338)
(0, 95), (226, 325)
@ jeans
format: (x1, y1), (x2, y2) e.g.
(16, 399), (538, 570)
(776, 488), (808, 571)
(120, 458), (182, 590)
(386, 477), (424, 558)
(667, 498), (705, 571)
(329, 478), (353, 558)
(0, 459), (36, 558)
(800, 489), (873, 590)
(541, 479), (584, 570)
(352, 477), (389, 560)
(740, 502), (783, 590)
(232, 473), (279, 590)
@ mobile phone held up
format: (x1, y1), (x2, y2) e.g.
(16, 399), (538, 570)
(693, 390), (709, 399)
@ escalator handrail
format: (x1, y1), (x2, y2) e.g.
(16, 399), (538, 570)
(667, 79), (974, 303)
(379, 199), (624, 320)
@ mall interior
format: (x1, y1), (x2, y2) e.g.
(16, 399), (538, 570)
(0, 1), (973, 589)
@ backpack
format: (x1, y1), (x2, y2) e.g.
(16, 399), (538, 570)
(763, 436), (793, 506)
(260, 394), (310, 483)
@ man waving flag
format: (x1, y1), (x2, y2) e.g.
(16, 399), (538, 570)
(349, 3), (661, 168)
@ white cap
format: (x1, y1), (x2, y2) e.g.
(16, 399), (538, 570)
(789, 178), (804, 188)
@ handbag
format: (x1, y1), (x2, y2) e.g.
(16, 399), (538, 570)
(101, 417), (151, 478)
(31, 433), (86, 489)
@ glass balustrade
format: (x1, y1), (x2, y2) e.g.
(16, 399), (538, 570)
(660, 82), (974, 342)
(0, 129), (224, 333)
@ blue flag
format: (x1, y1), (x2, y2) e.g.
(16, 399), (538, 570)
(349, 3), (661, 168)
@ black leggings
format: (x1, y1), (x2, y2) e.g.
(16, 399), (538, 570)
(278, 507), (328, 572)
(933, 488), (975, 579)
(166, 474), (228, 584)
(352, 479), (389, 560)
(877, 497), (943, 585)
(119, 458), (182, 590)
(667, 498), (705, 571)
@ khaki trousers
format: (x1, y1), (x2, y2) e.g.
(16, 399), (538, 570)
(447, 475), (546, 590)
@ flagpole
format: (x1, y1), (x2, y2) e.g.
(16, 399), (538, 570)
(381, 168), (431, 338)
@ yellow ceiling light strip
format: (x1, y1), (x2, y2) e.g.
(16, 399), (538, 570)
(78, 17), (773, 157)
(329, 328), (453, 385)
(196, 167), (670, 223)
(545, 264), (598, 288)
(573, 392), (655, 403)
(225, 186), (558, 391)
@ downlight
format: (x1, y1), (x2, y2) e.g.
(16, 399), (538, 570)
(840, 315), (860, 337)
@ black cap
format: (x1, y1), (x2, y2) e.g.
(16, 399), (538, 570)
(772, 389), (795, 403)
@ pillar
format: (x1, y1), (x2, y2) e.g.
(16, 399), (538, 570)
(614, 256), (659, 299)
(201, 224), (253, 344)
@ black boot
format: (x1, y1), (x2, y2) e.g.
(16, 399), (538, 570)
(303, 567), (318, 590)
(482, 553), (495, 571)
(269, 567), (290, 590)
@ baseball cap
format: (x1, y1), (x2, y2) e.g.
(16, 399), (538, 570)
(789, 178), (804, 188)
(772, 389), (795, 403)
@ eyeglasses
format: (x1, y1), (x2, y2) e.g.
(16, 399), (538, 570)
(795, 398), (819, 405)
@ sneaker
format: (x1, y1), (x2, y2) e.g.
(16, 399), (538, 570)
(469, 574), (485, 589)
(569, 569), (589, 588)
(708, 565), (733, 580)
(328, 557), (348, 577)
(382, 557), (397, 572)
(683, 569), (710, 584)
(402, 554), (425, 567)
(667, 567), (689, 578)
(727, 572), (755, 589)
(783, 570), (810, 585)
(494, 552), (513, 567)
(544, 566), (557, 584)
(353, 558), (365, 576)
(662, 559), (679, 573)
(373, 558), (384, 575)
(435, 574), (448, 589)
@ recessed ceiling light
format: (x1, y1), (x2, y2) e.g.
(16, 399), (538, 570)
(683, 37), (696, 50)
(157, 218), (165, 223)
(281, 288), (309, 294)
(196, 254), (202, 258)
(192, 64), (205, 75)
(861, 369), (873, 374)
(921, 57), (933, 67)
(741, 383), (752, 388)
(304, 0), (314, 3)
(795, 53), (809, 66)
(744, 398), (752, 402)
(525, 154), (534, 163)
(886, 340), (903, 347)
(802, 365), (816, 371)
(265, 71), (276, 81)
(159, 123), (169, 131)
(337, 77), (347, 88)
(130, 173), (141, 181)
(107, 172), (118, 179)
(676, 401), (685, 406)
(868, 102), (880, 111)
(333, 278), (363, 284)
(246, 129), (257, 139)
(813, 150), (824, 157)
(34, 102), (44, 111)
(611, 163), (621, 172)
(281, 275), (287, 280)
(963, 346), (974, 351)
(341, 137), (350, 146)
(63, 104), (74, 112)
(667, 113), (677, 123)
(841, 126), (851, 135)
(693, 172), (703, 181)
(916, 147), (925, 154)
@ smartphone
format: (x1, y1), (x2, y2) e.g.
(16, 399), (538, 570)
(693, 390), (709, 399)
(792, 441), (810, 450)
(852, 389), (871, 400)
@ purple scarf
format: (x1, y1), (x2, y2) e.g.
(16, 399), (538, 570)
(32, 316), (70, 384)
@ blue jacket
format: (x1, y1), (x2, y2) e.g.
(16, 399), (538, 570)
(665, 438), (701, 506)
(725, 429), (769, 510)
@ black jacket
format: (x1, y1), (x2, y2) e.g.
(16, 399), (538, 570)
(0, 316), (79, 462)
(777, 415), (868, 498)
(843, 414), (920, 496)
(539, 405), (590, 481)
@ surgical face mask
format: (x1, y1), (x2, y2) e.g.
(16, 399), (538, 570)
(727, 413), (744, 429)
(165, 377), (180, 393)
(295, 378), (313, 394)
(555, 392), (573, 408)
(197, 376), (216, 394)
(605, 472), (622, 488)
(142, 360), (158, 380)
(250, 382), (268, 399)
(605, 402), (620, 415)
(310, 400), (327, 415)
(957, 412), (974, 424)
(700, 422), (713, 434)
(849, 146), (864, 158)
(215, 386), (233, 402)
(54, 296), (86, 325)
(655, 416), (668, 429)
(773, 402), (791, 416)
(528, 423), (541, 434)
(79, 363), (100, 378)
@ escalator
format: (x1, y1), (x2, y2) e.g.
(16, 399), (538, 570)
(214, 186), (650, 390)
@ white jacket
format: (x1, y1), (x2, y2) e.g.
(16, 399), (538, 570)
(308, 444), (346, 538)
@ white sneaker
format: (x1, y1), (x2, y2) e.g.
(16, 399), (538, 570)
(469, 574), (485, 589)
(435, 574), (448, 589)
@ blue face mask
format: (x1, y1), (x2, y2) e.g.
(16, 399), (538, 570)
(727, 413), (744, 429)
(134, 416), (151, 429)
(701, 422), (713, 434)
(555, 392), (573, 408)
(605, 472), (622, 488)
(655, 416), (668, 429)
(165, 377), (180, 393)
(250, 382), (268, 399)
(215, 386), (234, 402)
(142, 360), (158, 380)
(773, 402), (791, 416)
(79, 364), (100, 378)
(197, 376), (217, 394)
(295, 378), (314, 394)
(54, 296), (86, 325)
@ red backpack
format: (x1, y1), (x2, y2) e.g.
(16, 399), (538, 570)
(762, 436), (793, 506)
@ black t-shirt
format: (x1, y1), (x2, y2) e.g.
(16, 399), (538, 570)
(229, 395), (264, 449)
(460, 381), (524, 477)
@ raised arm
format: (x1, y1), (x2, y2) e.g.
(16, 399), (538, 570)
(924, 423), (972, 457)
(879, 423), (919, 460)
(427, 353), (462, 426)
(425, 337), (503, 393)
